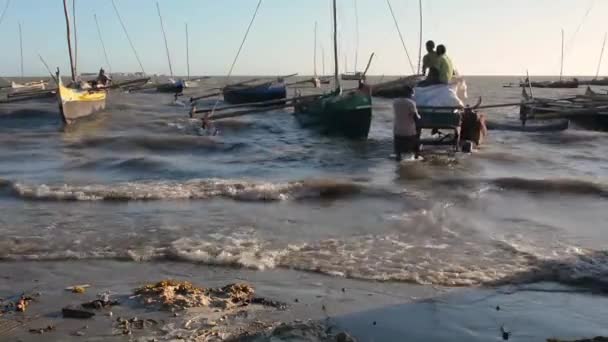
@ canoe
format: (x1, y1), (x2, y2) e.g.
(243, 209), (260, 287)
(341, 72), (364, 81)
(486, 119), (569, 132)
(57, 75), (106, 125)
(371, 75), (423, 98)
(293, 89), (372, 139)
(223, 82), (287, 105)
(579, 78), (608, 86)
(525, 80), (579, 88)
(156, 80), (184, 93)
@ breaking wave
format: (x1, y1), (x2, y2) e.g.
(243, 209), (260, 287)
(66, 135), (244, 153)
(1, 232), (607, 290)
(5, 178), (368, 202)
(437, 177), (608, 198)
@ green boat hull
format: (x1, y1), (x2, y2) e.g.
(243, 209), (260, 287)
(294, 91), (372, 139)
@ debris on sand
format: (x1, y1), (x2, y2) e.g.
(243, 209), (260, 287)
(2, 294), (35, 313)
(229, 321), (356, 342)
(548, 338), (608, 342)
(134, 280), (210, 310)
(115, 316), (158, 336)
(62, 306), (95, 319)
(134, 280), (256, 311)
(81, 293), (120, 310)
(28, 325), (55, 334)
(65, 284), (90, 294)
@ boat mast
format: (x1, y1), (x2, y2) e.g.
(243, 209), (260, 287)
(560, 29), (564, 81)
(333, 0), (341, 91)
(322, 45), (326, 76)
(18, 22), (23, 78)
(314, 21), (318, 77)
(354, 0), (359, 72)
(72, 0), (77, 77)
(156, 1), (173, 79)
(417, 0), (423, 75)
(595, 32), (607, 80)
(62, 0), (76, 81)
(185, 23), (190, 80)
(94, 14), (112, 75)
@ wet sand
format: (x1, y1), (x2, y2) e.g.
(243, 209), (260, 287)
(1, 261), (607, 341)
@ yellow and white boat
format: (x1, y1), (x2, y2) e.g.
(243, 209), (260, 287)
(57, 72), (107, 125)
(56, 0), (106, 125)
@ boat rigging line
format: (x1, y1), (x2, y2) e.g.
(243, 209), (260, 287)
(156, 1), (173, 79)
(314, 21), (318, 77)
(207, 0), (264, 118)
(18, 22), (23, 78)
(0, 0), (10, 28)
(417, 0), (423, 75)
(185, 23), (190, 81)
(595, 32), (607, 79)
(386, 0), (416, 75)
(111, 0), (146, 75)
(94, 14), (112, 75)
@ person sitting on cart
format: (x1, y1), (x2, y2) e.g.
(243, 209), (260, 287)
(393, 86), (421, 161)
(418, 40), (440, 87)
(436, 44), (456, 84)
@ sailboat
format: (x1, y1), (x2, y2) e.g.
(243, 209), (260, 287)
(8, 23), (50, 96)
(525, 30), (579, 89)
(56, 0), (106, 124)
(293, 0), (372, 139)
(371, 0), (423, 98)
(155, 2), (184, 94)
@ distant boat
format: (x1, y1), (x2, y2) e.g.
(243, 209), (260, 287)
(155, 2), (183, 94)
(486, 119), (569, 132)
(56, 0), (106, 124)
(156, 79), (184, 93)
(223, 82), (287, 105)
(9, 80), (48, 94)
(341, 72), (365, 81)
(580, 77), (608, 86)
(293, 0), (372, 139)
(526, 29), (579, 89)
(371, 75), (423, 98)
(525, 79), (579, 89)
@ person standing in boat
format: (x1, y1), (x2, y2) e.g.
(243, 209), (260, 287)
(393, 86), (421, 161)
(436, 44), (456, 84)
(96, 68), (111, 88)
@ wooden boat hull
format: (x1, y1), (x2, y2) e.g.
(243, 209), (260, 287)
(570, 116), (608, 131)
(371, 76), (423, 98)
(223, 83), (287, 105)
(156, 82), (184, 93)
(526, 81), (579, 88)
(58, 82), (107, 125)
(294, 91), (372, 139)
(486, 119), (569, 132)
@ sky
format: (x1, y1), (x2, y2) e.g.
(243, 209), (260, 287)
(0, 0), (606, 77)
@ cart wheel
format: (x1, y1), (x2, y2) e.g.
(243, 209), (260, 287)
(462, 140), (473, 153)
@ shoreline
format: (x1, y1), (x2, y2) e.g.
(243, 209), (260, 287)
(2, 261), (608, 341)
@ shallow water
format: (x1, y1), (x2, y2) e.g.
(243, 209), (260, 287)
(0, 76), (606, 288)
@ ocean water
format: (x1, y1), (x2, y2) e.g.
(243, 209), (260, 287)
(0, 76), (606, 289)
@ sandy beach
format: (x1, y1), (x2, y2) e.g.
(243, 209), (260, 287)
(2, 261), (608, 341)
